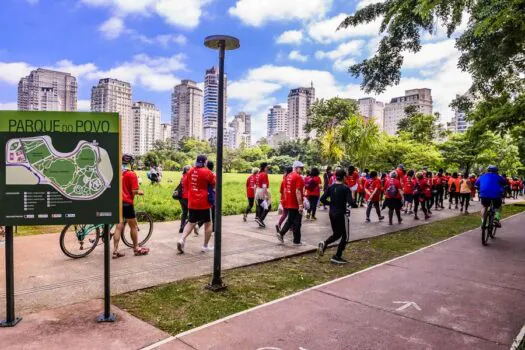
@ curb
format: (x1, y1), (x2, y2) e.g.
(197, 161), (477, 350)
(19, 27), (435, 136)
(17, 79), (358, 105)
(511, 325), (525, 350)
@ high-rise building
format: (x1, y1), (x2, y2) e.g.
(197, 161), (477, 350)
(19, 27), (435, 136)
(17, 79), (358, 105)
(358, 97), (385, 129)
(171, 80), (203, 142)
(203, 66), (227, 141)
(229, 112), (251, 148)
(287, 83), (315, 140)
(18, 68), (77, 111)
(267, 105), (288, 138)
(131, 102), (161, 155)
(383, 88), (433, 135)
(450, 93), (472, 133)
(91, 78), (133, 153)
(160, 123), (172, 142)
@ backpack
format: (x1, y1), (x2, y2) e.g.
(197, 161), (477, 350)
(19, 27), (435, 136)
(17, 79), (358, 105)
(172, 181), (183, 200)
(450, 181), (457, 193)
(386, 181), (398, 197)
(305, 177), (317, 191)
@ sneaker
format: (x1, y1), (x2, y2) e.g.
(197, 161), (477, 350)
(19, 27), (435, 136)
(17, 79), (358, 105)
(259, 220), (266, 228)
(292, 242), (305, 246)
(365, 218), (371, 223)
(424, 215), (430, 220)
(276, 232), (284, 244)
(306, 214), (311, 220)
(389, 221), (393, 226)
(408, 210), (414, 215)
(311, 217), (317, 221)
(398, 218), (403, 224)
(317, 241), (325, 257)
(331, 256), (349, 265)
(465, 210), (469, 214)
(255, 218), (263, 227)
(194, 227), (199, 236)
(201, 245), (214, 253)
(178, 227), (183, 234)
(243, 213), (247, 222)
(495, 220), (502, 228)
(275, 224), (280, 233)
(378, 216), (385, 221)
(177, 240), (185, 254)
(414, 215), (420, 220)
(460, 208), (463, 212)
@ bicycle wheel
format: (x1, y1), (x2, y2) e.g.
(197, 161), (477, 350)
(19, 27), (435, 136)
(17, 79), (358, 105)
(481, 212), (490, 246)
(488, 211), (497, 239)
(121, 211), (154, 248)
(60, 224), (101, 259)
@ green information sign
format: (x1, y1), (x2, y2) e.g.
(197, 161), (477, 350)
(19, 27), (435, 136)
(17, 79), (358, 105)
(0, 111), (121, 226)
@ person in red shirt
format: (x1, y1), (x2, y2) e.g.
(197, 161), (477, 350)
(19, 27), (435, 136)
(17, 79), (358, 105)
(403, 170), (415, 214)
(433, 170), (446, 210)
(276, 167), (293, 232)
(345, 165), (360, 203)
(255, 162), (271, 228)
(444, 172), (451, 199)
(243, 168), (259, 222)
(365, 171), (385, 223)
(414, 172), (431, 220)
(177, 165), (191, 234)
(305, 167), (322, 221)
(384, 171), (404, 225)
(469, 174), (477, 200)
(356, 173), (367, 207)
(177, 155), (216, 254)
(396, 164), (406, 186)
(113, 154), (149, 258)
(448, 172), (460, 210)
(276, 161), (305, 245)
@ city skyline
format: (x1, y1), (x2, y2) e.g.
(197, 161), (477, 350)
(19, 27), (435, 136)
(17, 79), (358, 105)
(0, 0), (472, 142)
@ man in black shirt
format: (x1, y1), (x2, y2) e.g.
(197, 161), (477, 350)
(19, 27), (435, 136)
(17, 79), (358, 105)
(318, 169), (353, 264)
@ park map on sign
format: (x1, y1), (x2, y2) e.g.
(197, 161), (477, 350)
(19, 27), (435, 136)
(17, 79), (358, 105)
(5, 136), (113, 200)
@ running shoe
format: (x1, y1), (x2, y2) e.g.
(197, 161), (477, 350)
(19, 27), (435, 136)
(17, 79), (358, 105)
(276, 232), (284, 244)
(331, 256), (349, 265)
(177, 240), (185, 254)
(201, 245), (214, 253)
(317, 241), (325, 257)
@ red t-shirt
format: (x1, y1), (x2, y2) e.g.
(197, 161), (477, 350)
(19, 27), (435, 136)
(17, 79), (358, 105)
(283, 172), (305, 209)
(329, 174), (337, 185)
(182, 173), (189, 199)
(384, 178), (402, 199)
(256, 171), (269, 188)
(419, 178), (432, 198)
(403, 176), (415, 194)
(396, 168), (405, 185)
(246, 174), (256, 198)
(366, 178), (382, 202)
(122, 170), (139, 204)
(184, 167), (216, 210)
(358, 177), (367, 193)
(305, 176), (322, 196)
(345, 171), (359, 188)
(280, 177), (286, 204)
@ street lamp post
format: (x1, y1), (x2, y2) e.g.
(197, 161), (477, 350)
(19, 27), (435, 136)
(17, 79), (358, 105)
(204, 35), (240, 291)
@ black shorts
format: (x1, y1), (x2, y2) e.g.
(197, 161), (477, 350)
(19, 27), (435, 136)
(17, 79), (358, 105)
(404, 194), (414, 204)
(189, 209), (211, 224)
(122, 203), (136, 219)
(481, 198), (502, 209)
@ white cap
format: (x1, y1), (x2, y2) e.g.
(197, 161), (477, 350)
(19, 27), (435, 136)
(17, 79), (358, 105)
(293, 160), (304, 168)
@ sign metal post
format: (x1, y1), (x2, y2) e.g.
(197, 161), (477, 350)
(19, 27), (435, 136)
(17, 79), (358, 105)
(0, 226), (22, 327)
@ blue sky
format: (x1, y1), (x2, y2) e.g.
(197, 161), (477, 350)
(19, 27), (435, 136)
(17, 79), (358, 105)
(0, 0), (472, 140)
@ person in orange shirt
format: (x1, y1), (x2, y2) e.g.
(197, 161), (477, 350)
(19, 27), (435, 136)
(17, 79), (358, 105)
(448, 172), (460, 210)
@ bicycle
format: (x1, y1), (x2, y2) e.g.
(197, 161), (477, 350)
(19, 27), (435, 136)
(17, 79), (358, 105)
(481, 200), (498, 246)
(60, 211), (153, 259)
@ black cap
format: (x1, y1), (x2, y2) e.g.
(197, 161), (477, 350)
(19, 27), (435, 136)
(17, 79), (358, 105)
(196, 155), (207, 167)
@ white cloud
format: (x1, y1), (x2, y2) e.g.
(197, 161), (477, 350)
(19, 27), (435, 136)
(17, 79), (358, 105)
(77, 100), (91, 111)
(315, 40), (365, 60)
(0, 102), (17, 110)
(356, 0), (386, 10)
(0, 61), (35, 84)
(229, 0), (332, 27)
(229, 80), (282, 101)
(81, 0), (213, 29)
(288, 50), (308, 62)
(135, 33), (187, 47)
(86, 54), (186, 91)
(333, 58), (356, 72)
(51, 60), (99, 78)
(308, 13), (382, 43)
(402, 39), (457, 68)
(98, 17), (125, 39)
(276, 30), (303, 45)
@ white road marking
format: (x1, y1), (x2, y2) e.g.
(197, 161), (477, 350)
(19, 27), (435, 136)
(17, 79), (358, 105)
(393, 301), (422, 312)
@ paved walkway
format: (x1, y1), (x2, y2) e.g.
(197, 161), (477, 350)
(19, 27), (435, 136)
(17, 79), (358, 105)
(156, 211), (525, 350)
(0, 199), (512, 316)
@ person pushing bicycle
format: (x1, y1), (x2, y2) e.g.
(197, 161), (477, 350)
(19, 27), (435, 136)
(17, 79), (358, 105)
(113, 154), (150, 258)
(475, 165), (506, 228)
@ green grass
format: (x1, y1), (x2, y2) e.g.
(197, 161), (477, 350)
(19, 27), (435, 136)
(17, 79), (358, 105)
(114, 203), (525, 335)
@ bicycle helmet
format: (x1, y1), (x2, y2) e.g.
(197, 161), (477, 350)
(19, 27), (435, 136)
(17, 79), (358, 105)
(122, 153), (135, 165)
(487, 165), (498, 173)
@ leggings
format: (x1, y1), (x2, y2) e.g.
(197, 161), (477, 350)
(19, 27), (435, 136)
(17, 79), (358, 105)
(307, 195), (319, 218)
(449, 192), (459, 208)
(245, 197), (255, 215)
(256, 199), (271, 222)
(460, 193), (471, 211)
(512, 190), (519, 199)
(356, 192), (365, 206)
(179, 198), (188, 232)
(324, 212), (348, 258)
(278, 207), (288, 228)
(435, 189), (444, 208)
(366, 201), (381, 219)
(279, 209), (302, 244)
(414, 196), (428, 217)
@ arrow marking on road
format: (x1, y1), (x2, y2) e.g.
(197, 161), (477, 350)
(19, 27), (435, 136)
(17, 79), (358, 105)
(393, 301), (421, 312)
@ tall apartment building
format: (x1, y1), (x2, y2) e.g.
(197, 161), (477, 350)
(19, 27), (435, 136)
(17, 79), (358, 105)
(383, 88), (433, 135)
(450, 93), (472, 133)
(203, 66), (227, 141)
(267, 105), (288, 138)
(91, 78), (133, 153)
(171, 80), (203, 142)
(358, 97), (385, 129)
(287, 83), (315, 140)
(229, 112), (251, 148)
(131, 102), (161, 155)
(18, 68), (77, 111)
(160, 123), (172, 142)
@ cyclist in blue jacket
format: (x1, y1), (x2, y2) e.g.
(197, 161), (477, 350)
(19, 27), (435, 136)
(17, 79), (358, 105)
(475, 165), (506, 228)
